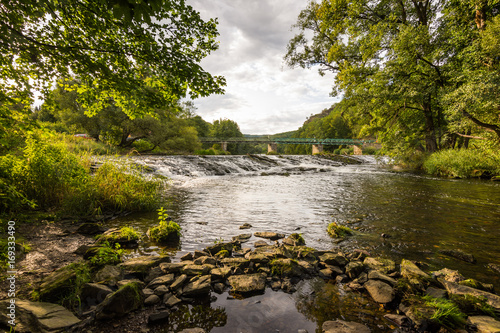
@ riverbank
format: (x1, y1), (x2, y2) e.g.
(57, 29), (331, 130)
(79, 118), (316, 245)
(2, 219), (500, 332)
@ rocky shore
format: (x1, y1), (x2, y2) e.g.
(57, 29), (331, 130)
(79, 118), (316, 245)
(1, 228), (500, 333)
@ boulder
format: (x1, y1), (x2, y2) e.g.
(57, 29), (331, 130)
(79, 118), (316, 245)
(181, 264), (212, 276)
(80, 283), (113, 308)
(211, 267), (232, 281)
(245, 252), (270, 264)
(228, 273), (266, 294)
(221, 258), (251, 269)
(170, 274), (188, 291)
(345, 261), (364, 279)
(0, 299), (80, 333)
(119, 256), (170, 274)
(254, 231), (285, 240)
(367, 270), (397, 286)
(181, 275), (212, 297)
(160, 262), (186, 274)
(363, 257), (396, 274)
(400, 259), (429, 280)
(439, 279), (500, 310)
(439, 249), (476, 264)
(97, 228), (138, 247)
(432, 268), (465, 283)
(94, 265), (123, 285)
(322, 320), (371, 333)
(467, 316), (500, 333)
(147, 274), (175, 289)
(205, 242), (233, 256)
(180, 252), (193, 261)
(95, 282), (144, 319)
(270, 258), (304, 277)
(364, 280), (395, 304)
(319, 252), (348, 267)
(194, 256), (217, 266)
(38, 265), (76, 302)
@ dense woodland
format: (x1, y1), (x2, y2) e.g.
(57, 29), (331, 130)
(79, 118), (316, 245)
(1, 0), (500, 217)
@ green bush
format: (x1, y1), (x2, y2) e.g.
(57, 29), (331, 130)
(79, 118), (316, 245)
(327, 222), (353, 238)
(423, 148), (500, 178)
(148, 207), (181, 243)
(88, 242), (124, 267)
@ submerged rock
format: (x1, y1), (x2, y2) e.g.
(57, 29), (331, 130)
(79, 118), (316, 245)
(0, 299), (80, 333)
(322, 320), (371, 333)
(439, 249), (476, 264)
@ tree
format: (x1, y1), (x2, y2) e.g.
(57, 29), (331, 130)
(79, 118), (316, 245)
(0, 0), (225, 119)
(209, 118), (243, 139)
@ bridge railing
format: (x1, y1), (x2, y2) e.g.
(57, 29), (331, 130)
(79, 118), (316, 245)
(198, 137), (376, 145)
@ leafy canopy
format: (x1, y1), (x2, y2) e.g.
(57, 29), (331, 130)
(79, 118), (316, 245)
(0, 0), (225, 117)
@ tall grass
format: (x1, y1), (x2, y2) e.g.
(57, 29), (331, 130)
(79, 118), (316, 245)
(423, 148), (500, 178)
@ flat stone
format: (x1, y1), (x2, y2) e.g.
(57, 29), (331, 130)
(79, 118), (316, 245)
(467, 316), (500, 333)
(181, 264), (211, 275)
(142, 288), (154, 296)
(94, 265), (123, 285)
(144, 294), (161, 306)
(164, 294), (182, 307)
(211, 267), (232, 281)
(384, 314), (410, 328)
(432, 268), (465, 283)
(170, 274), (188, 291)
(364, 280), (395, 304)
(160, 262), (187, 274)
(254, 231), (285, 240)
(232, 233), (252, 242)
(147, 274), (175, 289)
(119, 256), (170, 274)
(204, 242), (233, 256)
(117, 279), (145, 289)
(221, 257), (251, 269)
(368, 270), (397, 286)
(245, 252), (270, 264)
(194, 256), (217, 266)
(228, 273), (266, 294)
(254, 240), (269, 247)
(400, 259), (429, 280)
(38, 265), (76, 302)
(154, 285), (170, 296)
(440, 279), (500, 310)
(0, 299), (80, 333)
(322, 320), (371, 333)
(182, 275), (212, 296)
(319, 252), (348, 266)
(178, 328), (205, 333)
(363, 257), (396, 274)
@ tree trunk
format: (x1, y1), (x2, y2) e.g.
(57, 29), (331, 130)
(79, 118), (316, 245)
(475, 1), (487, 30)
(422, 99), (438, 152)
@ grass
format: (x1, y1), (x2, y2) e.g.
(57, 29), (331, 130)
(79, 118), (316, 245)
(327, 222), (353, 238)
(423, 148), (500, 179)
(88, 242), (124, 267)
(148, 207), (182, 243)
(423, 296), (467, 329)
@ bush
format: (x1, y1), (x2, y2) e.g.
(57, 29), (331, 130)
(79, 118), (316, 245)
(148, 207), (181, 243)
(423, 148), (500, 178)
(88, 242), (124, 267)
(327, 222), (353, 238)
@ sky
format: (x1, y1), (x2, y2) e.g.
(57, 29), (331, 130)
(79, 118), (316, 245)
(186, 0), (339, 135)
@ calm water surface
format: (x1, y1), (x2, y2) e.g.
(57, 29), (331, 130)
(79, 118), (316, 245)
(110, 156), (500, 332)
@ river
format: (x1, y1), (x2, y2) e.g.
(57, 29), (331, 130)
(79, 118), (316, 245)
(109, 155), (500, 332)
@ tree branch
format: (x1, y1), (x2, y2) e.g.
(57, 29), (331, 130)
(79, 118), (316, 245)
(462, 110), (500, 138)
(454, 132), (486, 140)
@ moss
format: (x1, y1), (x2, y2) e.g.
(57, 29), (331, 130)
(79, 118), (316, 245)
(458, 279), (493, 292)
(98, 226), (140, 244)
(450, 294), (498, 319)
(270, 258), (300, 277)
(327, 222), (353, 238)
(290, 233), (305, 245)
(216, 249), (230, 259)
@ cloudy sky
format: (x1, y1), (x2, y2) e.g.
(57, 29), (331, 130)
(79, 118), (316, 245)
(186, 0), (339, 135)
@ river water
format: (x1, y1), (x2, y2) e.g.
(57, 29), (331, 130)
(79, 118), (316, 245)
(110, 155), (500, 332)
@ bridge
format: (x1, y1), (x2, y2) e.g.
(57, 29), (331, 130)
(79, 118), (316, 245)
(199, 137), (377, 154)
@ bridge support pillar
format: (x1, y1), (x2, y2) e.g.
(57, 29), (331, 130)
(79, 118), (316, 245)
(220, 142), (228, 151)
(312, 144), (323, 154)
(267, 143), (278, 154)
(352, 145), (363, 155)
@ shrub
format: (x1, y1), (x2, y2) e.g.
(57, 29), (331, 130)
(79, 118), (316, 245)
(423, 148), (500, 178)
(148, 207), (181, 243)
(88, 242), (124, 267)
(327, 222), (353, 238)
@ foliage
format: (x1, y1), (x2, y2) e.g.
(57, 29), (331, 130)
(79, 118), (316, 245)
(88, 242), (124, 267)
(97, 227), (140, 244)
(327, 222), (353, 238)
(58, 262), (92, 310)
(423, 148), (500, 178)
(148, 207), (182, 243)
(421, 296), (467, 329)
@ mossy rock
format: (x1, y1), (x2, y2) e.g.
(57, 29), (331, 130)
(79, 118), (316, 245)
(270, 258), (303, 277)
(118, 256), (170, 275)
(95, 282), (144, 319)
(97, 227), (139, 248)
(38, 266), (77, 302)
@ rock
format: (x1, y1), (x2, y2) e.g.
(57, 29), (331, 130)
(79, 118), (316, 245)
(363, 257), (396, 274)
(364, 280), (395, 304)
(164, 294), (182, 307)
(211, 267), (232, 281)
(178, 328), (205, 333)
(77, 222), (105, 235)
(0, 299), (80, 333)
(117, 279), (145, 289)
(282, 234), (305, 246)
(367, 270), (397, 286)
(488, 263), (500, 274)
(322, 320), (371, 333)
(432, 268), (465, 283)
(254, 240), (269, 247)
(467, 316), (500, 333)
(148, 311), (169, 324)
(182, 275), (212, 296)
(270, 258), (304, 277)
(147, 274), (175, 289)
(204, 242), (233, 256)
(254, 231), (285, 240)
(270, 280), (281, 290)
(38, 265), (76, 302)
(400, 259), (430, 280)
(281, 278), (296, 293)
(95, 282), (144, 319)
(336, 275), (349, 283)
(245, 252), (270, 264)
(399, 303), (435, 331)
(439, 279), (500, 310)
(439, 249), (476, 264)
(145, 266), (164, 284)
(193, 250), (208, 259)
(221, 258), (251, 269)
(383, 314), (410, 328)
(297, 260), (316, 275)
(425, 287), (447, 299)
(194, 256), (217, 266)
(143, 288), (154, 297)
(180, 252), (193, 261)
(319, 252), (348, 267)
(232, 234), (252, 242)
(160, 262), (186, 274)
(319, 268), (338, 279)
(345, 261), (364, 279)
(181, 264), (212, 276)
(154, 285), (169, 296)
(170, 274), (188, 291)
(94, 266), (123, 285)
(144, 294), (161, 306)
(213, 282), (225, 294)
(98, 228), (138, 247)
(119, 256), (170, 274)
(80, 283), (113, 308)
(228, 273), (266, 294)
(239, 223), (253, 229)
